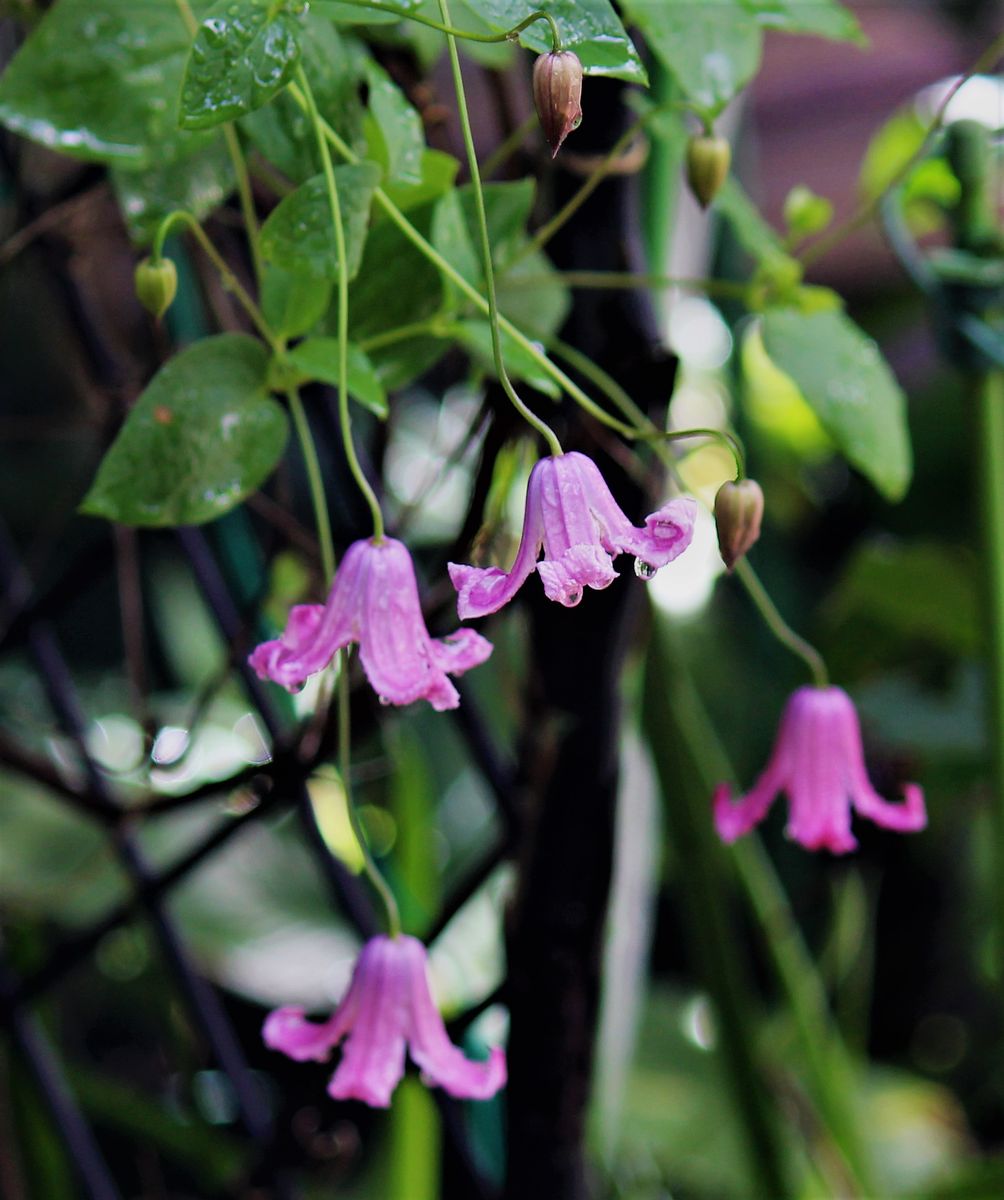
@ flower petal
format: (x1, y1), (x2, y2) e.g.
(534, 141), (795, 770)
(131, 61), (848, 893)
(449, 461), (547, 619)
(785, 693), (856, 853)
(399, 937), (507, 1101)
(428, 628), (494, 676)
(357, 539), (483, 710)
(564, 452), (696, 569)
(263, 1004), (352, 1063)
(328, 936), (409, 1108)
(537, 544), (617, 606)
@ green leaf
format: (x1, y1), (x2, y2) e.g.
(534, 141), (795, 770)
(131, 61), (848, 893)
(432, 189), (482, 296)
(497, 247), (571, 339)
(456, 0), (646, 82)
(759, 308), (913, 500)
(260, 162), (382, 280)
(859, 108), (926, 201)
(110, 135), (233, 245)
(284, 338), (389, 416)
(622, 0), (761, 113)
(380, 148), (459, 213)
(180, 0), (305, 130)
(739, 0), (863, 43)
(261, 266), (332, 338)
(240, 14), (366, 183)
(0, 0), (212, 166)
(454, 319), (560, 397)
(81, 335), (288, 526)
(364, 61), (425, 185)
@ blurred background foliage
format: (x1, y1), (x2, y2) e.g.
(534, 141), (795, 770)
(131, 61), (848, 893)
(0, 0), (1003, 1197)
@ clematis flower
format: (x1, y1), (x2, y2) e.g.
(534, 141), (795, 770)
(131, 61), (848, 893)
(448, 452), (697, 618)
(713, 685), (927, 854)
(249, 536), (491, 710)
(263, 934), (506, 1108)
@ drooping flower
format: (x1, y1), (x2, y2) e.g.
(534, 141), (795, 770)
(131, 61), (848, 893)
(713, 685), (927, 854)
(250, 536), (491, 711)
(263, 934), (506, 1108)
(448, 452), (697, 619)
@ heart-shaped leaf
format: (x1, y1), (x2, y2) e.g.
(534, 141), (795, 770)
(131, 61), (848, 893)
(81, 335), (288, 526)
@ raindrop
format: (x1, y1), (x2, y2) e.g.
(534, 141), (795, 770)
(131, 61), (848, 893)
(634, 558), (658, 580)
(378, 695), (391, 707)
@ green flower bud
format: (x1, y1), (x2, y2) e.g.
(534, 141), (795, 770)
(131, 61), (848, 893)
(134, 256), (178, 320)
(782, 185), (833, 240)
(686, 134), (731, 209)
(533, 50), (583, 157)
(714, 478), (764, 571)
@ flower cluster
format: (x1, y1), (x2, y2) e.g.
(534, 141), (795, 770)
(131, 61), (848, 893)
(253, 453), (930, 1111)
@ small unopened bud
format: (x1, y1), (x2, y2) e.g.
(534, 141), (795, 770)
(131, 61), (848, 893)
(533, 50), (583, 157)
(686, 134), (731, 209)
(134, 256), (178, 320)
(714, 478), (764, 571)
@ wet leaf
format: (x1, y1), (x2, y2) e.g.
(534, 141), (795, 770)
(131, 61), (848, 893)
(314, 0), (422, 21)
(240, 13), (367, 183)
(80, 335), (287, 527)
(0, 0), (213, 166)
(260, 162), (382, 280)
(180, 0), (305, 130)
(456, 0), (646, 83)
(364, 60), (425, 185)
(110, 135), (232, 245)
(760, 308), (913, 500)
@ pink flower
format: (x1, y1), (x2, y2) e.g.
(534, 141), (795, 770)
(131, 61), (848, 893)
(448, 452), (697, 618)
(249, 536), (491, 711)
(263, 934), (506, 1108)
(714, 685), (927, 854)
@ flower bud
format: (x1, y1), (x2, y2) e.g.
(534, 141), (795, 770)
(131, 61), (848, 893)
(714, 478), (764, 571)
(134, 256), (178, 320)
(686, 134), (731, 209)
(532, 50), (583, 157)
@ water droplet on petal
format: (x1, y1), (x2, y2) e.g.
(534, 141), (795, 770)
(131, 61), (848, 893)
(378, 695), (391, 707)
(634, 558), (658, 580)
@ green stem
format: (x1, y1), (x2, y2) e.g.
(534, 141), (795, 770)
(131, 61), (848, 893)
(339, 663), (401, 937)
(286, 388), (336, 581)
(734, 559), (829, 688)
(151, 210), (277, 349)
(338, 0), (560, 49)
(545, 270), (751, 301)
(977, 372), (1004, 974)
(358, 318), (446, 353)
(438, 0), (563, 458)
(297, 66), (385, 542)
(663, 426), (746, 477)
(222, 124), (265, 286)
